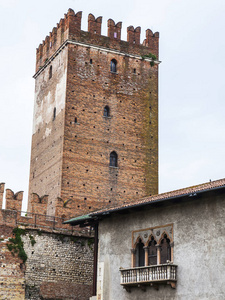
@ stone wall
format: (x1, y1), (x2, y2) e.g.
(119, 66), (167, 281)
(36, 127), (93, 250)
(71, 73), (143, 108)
(0, 224), (94, 300)
(23, 229), (94, 300)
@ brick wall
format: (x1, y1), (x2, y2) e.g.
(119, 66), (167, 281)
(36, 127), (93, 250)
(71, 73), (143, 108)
(61, 43), (158, 215)
(0, 225), (25, 300)
(28, 9), (159, 217)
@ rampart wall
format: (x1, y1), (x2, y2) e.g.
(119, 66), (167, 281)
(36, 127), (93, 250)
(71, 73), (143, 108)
(0, 183), (94, 300)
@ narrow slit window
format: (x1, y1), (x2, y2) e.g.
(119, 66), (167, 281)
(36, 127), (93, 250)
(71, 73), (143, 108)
(53, 107), (56, 121)
(75, 117), (77, 123)
(49, 65), (52, 79)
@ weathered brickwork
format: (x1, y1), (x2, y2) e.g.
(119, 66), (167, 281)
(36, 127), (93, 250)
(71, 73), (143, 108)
(28, 9), (159, 217)
(0, 225), (25, 300)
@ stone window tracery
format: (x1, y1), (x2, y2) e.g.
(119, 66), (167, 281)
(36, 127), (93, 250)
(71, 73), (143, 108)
(131, 224), (173, 267)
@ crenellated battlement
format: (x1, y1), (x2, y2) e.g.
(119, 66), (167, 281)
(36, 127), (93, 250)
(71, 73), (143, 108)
(0, 184), (92, 236)
(35, 8), (159, 72)
(36, 9), (82, 71)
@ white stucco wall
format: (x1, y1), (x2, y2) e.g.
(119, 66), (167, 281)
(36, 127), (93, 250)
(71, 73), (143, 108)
(97, 193), (225, 300)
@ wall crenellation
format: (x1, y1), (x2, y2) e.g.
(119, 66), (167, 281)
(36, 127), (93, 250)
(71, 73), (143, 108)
(88, 14), (103, 35)
(107, 19), (122, 40)
(35, 8), (159, 72)
(0, 184), (90, 235)
(5, 189), (23, 212)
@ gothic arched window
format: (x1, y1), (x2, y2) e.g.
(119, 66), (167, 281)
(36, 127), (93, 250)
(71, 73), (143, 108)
(160, 234), (171, 264)
(148, 236), (157, 265)
(104, 106), (110, 117)
(110, 59), (117, 73)
(135, 239), (145, 267)
(110, 151), (118, 167)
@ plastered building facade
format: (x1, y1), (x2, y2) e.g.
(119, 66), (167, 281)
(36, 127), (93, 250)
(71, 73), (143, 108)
(28, 9), (160, 217)
(70, 179), (225, 300)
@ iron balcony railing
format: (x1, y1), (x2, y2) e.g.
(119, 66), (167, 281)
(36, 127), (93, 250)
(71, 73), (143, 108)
(120, 264), (177, 287)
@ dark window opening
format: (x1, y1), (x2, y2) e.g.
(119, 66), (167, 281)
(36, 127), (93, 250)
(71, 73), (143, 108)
(90, 59), (92, 64)
(148, 237), (157, 265)
(133, 68), (136, 74)
(110, 59), (117, 73)
(110, 151), (118, 167)
(135, 239), (145, 267)
(160, 234), (171, 264)
(75, 117), (77, 123)
(104, 106), (110, 117)
(53, 107), (56, 121)
(49, 65), (52, 79)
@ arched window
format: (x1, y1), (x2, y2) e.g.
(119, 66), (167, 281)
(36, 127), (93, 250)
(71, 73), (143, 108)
(53, 107), (56, 121)
(110, 59), (117, 73)
(104, 106), (110, 117)
(160, 234), (171, 264)
(135, 239), (145, 267)
(148, 236), (157, 265)
(110, 151), (118, 167)
(49, 65), (52, 79)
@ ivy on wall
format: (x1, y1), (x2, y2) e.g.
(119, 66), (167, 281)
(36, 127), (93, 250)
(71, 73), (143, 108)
(7, 227), (36, 263)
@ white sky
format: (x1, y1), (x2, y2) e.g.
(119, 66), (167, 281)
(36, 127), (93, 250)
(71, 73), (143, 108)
(0, 0), (225, 211)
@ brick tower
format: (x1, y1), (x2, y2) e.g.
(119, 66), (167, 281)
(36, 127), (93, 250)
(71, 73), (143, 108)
(28, 9), (159, 217)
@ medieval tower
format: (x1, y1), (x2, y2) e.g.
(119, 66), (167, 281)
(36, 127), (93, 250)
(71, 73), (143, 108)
(28, 9), (159, 217)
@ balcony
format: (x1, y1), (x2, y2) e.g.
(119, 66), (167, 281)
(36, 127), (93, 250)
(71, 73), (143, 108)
(120, 264), (177, 291)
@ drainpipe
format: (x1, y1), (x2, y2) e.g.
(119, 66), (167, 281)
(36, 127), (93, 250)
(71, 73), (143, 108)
(93, 223), (98, 296)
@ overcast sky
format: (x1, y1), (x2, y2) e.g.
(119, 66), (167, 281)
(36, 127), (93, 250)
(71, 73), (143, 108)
(0, 0), (225, 210)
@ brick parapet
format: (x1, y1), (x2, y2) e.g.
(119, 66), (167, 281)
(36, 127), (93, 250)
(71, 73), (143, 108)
(35, 8), (159, 72)
(0, 185), (92, 236)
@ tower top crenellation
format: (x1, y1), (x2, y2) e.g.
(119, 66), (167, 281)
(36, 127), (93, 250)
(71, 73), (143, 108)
(35, 8), (159, 72)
